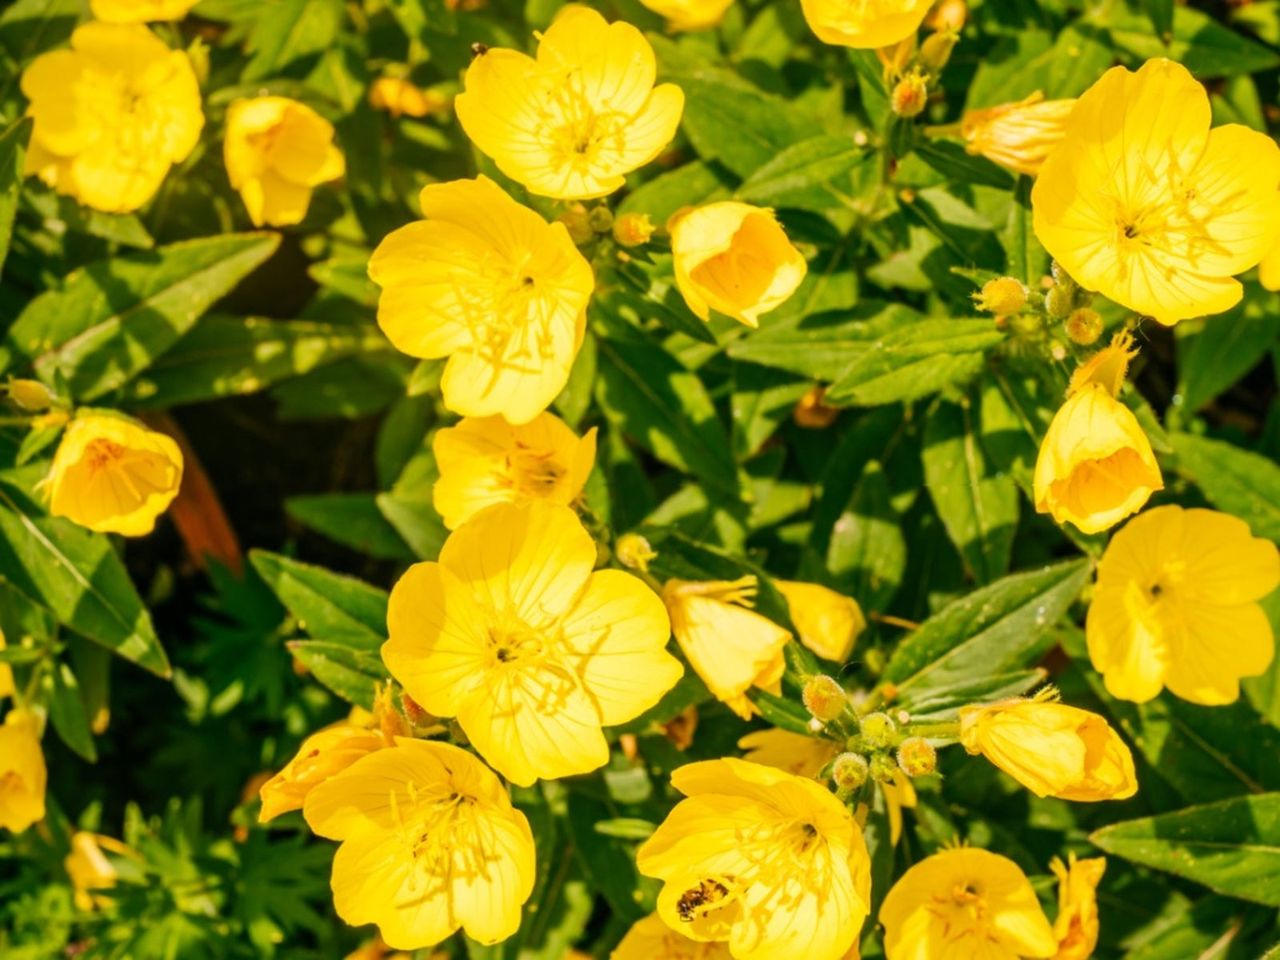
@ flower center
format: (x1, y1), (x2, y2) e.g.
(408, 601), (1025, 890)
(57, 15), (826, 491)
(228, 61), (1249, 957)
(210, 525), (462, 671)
(85, 439), (126, 473)
(540, 71), (629, 173)
(508, 443), (566, 498)
(486, 613), (546, 666)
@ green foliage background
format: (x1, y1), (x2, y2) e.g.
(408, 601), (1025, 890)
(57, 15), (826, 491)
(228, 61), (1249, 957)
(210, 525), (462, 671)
(0, 0), (1279, 957)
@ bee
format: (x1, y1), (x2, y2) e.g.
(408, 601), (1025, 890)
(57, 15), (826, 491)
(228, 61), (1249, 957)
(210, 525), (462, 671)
(676, 879), (729, 922)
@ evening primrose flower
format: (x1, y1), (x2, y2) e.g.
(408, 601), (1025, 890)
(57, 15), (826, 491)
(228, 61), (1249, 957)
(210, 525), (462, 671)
(800, 0), (935, 48)
(304, 739), (536, 950)
(738, 728), (839, 778)
(65, 832), (135, 911)
(44, 412), (184, 537)
(614, 913), (734, 959)
(638, 0), (735, 31)
(1050, 855), (1106, 960)
(669, 203), (807, 327)
(1033, 59), (1280, 325)
(959, 93), (1074, 176)
(880, 847), (1057, 960)
(1033, 333), (1162, 535)
(369, 76), (448, 118)
(455, 5), (684, 199)
(0, 710), (46, 833)
(20, 23), (203, 213)
(637, 759), (871, 960)
(368, 176), (594, 425)
(663, 576), (791, 719)
(959, 696), (1137, 802)
(777, 581), (865, 662)
(382, 501), (680, 786)
(259, 712), (393, 823)
(90, 0), (198, 21)
(224, 97), (345, 227)
(1087, 505), (1279, 705)
(432, 413), (597, 530)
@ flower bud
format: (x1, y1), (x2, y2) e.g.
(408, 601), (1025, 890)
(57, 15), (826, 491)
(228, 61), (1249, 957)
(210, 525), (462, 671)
(615, 533), (657, 572)
(975, 277), (1028, 316)
(1065, 308), (1103, 346)
(860, 711), (896, 748)
(1045, 283), (1075, 319)
(869, 752), (899, 783)
(558, 203), (595, 245)
(831, 751), (869, 791)
(6, 379), (56, 412)
(588, 205), (614, 234)
(918, 30), (957, 74)
(896, 736), (937, 777)
(793, 385), (839, 429)
(890, 71), (929, 118)
(802, 674), (848, 722)
(927, 0), (967, 32)
(613, 212), (655, 248)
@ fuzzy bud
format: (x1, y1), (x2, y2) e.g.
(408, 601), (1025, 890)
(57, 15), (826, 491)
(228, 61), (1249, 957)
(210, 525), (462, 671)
(1065, 307), (1103, 346)
(869, 752), (899, 783)
(615, 533), (656, 572)
(831, 752), (869, 791)
(918, 30), (958, 74)
(802, 674), (848, 722)
(1044, 283), (1075, 319)
(896, 736), (938, 777)
(613, 212), (655, 248)
(859, 711), (896, 748)
(588, 205), (614, 234)
(558, 203), (594, 245)
(975, 277), (1028, 316)
(6, 379), (56, 412)
(890, 71), (929, 119)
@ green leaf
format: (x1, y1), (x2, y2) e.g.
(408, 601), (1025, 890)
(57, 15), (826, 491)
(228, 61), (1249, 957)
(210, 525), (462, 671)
(1107, 5), (1280, 78)
(285, 492), (417, 561)
(883, 558), (1090, 697)
(595, 334), (738, 498)
(565, 792), (647, 924)
(5, 233), (280, 400)
(898, 669), (1047, 720)
(286, 640), (386, 709)
(242, 0), (343, 80)
(1171, 432), (1280, 540)
(1090, 793), (1280, 906)
(912, 139), (1013, 190)
(1144, 0), (1175, 39)
(45, 660), (97, 762)
(249, 550), (388, 648)
(922, 398), (1018, 583)
(0, 117), (30, 277)
(737, 135), (868, 207)
(1002, 176), (1045, 284)
(617, 160), (735, 226)
(750, 687), (814, 735)
(826, 460), (907, 609)
(1176, 294), (1280, 415)
(0, 482), (168, 677)
(376, 491), (447, 561)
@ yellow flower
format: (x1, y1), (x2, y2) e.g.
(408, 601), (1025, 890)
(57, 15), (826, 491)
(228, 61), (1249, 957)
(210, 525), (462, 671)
(368, 176), (594, 425)
(959, 92), (1074, 176)
(224, 97), (344, 227)
(65, 832), (135, 911)
(637, 0), (735, 31)
(738, 728), (839, 778)
(1261, 238), (1280, 292)
(0, 630), (13, 700)
(1050, 855), (1105, 960)
(880, 769), (917, 846)
(637, 758), (871, 960)
(777, 580), (865, 662)
(879, 847), (1057, 960)
(1033, 334), (1162, 535)
(89, 0), (198, 21)
(663, 576), (791, 720)
(613, 912), (734, 959)
(432, 413), (597, 530)
(382, 501), (680, 786)
(1033, 59), (1280, 326)
(44, 412), (184, 537)
(0, 709), (46, 833)
(800, 0), (935, 48)
(20, 22), (203, 213)
(959, 697), (1137, 802)
(669, 202), (807, 328)
(974, 276), (1029, 315)
(369, 77), (448, 118)
(304, 739), (536, 951)
(259, 720), (387, 823)
(1086, 505), (1279, 705)
(455, 5), (684, 199)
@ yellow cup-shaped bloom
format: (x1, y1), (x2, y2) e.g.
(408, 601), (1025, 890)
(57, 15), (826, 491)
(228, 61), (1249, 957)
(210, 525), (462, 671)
(65, 832), (136, 911)
(1033, 385), (1162, 535)
(0, 709), (46, 833)
(637, 759), (871, 960)
(669, 202), (807, 328)
(20, 23), (203, 213)
(455, 5), (684, 199)
(1050, 854), (1105, 960)
(45, 412), (184, 537)
(224, 96), (345, 227)
(777, 580), (865, 662)
(614, 913), (734, 959)
(368, 176), (594, 425)
(369, 76), (447, 118)
(1033, 59), (1280, 325)
(1261, 239), (1280, 292)
(738, 728), (839, 778)
(959, 92), (1075, 176)
(382, 501), (681, 786)
(800, 0), (934, 48)
(258, 722), (387, 823)
(959, 698), (1137, 802)
(90, 0), (198, 21)
(1087, 505), (1279, 705)
(880, 847), (1057, 960)
(304, 739), (536, 951)
(637, 0), (735, 31)
(663, 576), (791, 720)
(432, 413), (597, 530)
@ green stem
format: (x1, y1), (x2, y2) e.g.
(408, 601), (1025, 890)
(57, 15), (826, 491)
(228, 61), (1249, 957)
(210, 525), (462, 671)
(905, 720), (961, 741)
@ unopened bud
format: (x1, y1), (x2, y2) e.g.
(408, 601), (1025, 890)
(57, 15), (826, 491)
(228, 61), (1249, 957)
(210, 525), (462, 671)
(1010, 312), (1043, 337)
(6, 379), (56, 412)
(589, 205), (614, 234)
(869, 752), (899, 783)
(832, 752), (869, 791)
(975, 277), (1028, 316)
(793, 384), (839, 429)
(1065, 307), (1103, 346)
(890, 71), (929, 119)
(803, 674), (848, 722)
(918, 30), (957, 74)
(927, 0), (967, 32)
(615, 533), (656, 572)
(558, 203), (594, 245)
(1044, 283), (1075, 319)
(613, 212), (655, 248)
(896, 736), (937, 777)
(859, 711), (896, 748)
